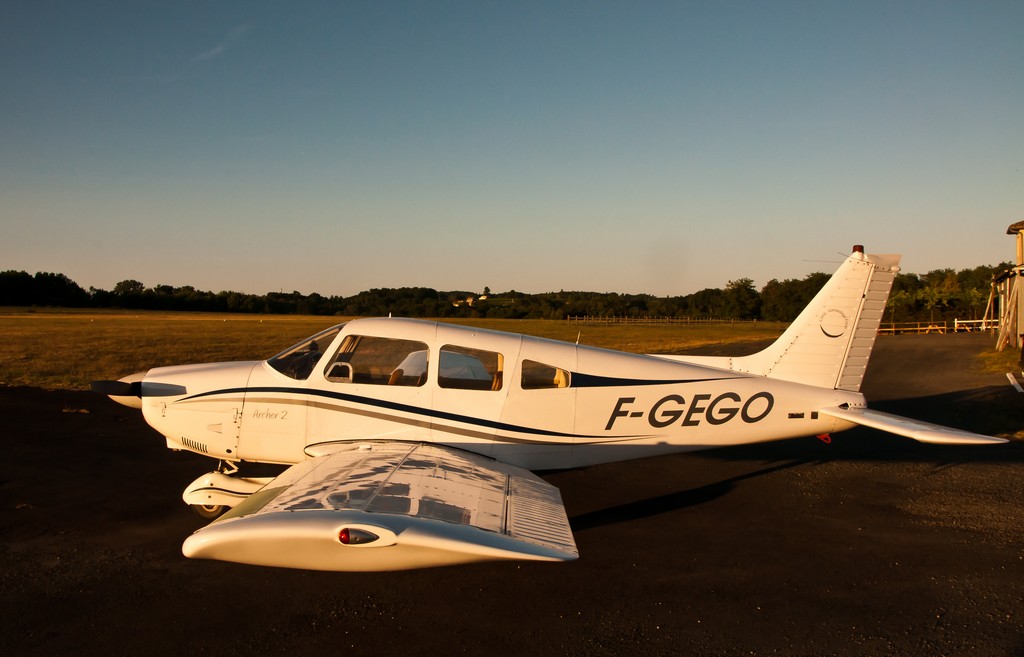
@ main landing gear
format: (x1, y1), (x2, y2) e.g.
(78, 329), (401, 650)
(182, 460), (273, 521)
(191, 503), (229, 520)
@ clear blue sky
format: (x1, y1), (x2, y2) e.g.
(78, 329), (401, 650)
(2, 1), (1021, 297)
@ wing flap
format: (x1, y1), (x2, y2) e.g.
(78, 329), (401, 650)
(182, 442), (578, 571)
(819, 407), (1008, 445)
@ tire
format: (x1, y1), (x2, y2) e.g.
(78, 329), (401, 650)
(190, 503), (228, 520)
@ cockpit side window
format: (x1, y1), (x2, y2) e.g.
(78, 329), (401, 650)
(521, 360), (571, 389)
(324, 335), (429, 386)
(267, 324), (343, 380)
(438, 345), (503, 391)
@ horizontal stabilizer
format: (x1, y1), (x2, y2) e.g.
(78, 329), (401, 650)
(182, 442), (578, 571)
(818, 407), (1008, 445)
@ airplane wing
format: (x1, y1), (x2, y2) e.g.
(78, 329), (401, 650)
(818, 407), (1008, 445)
(181, 442), (579, 571)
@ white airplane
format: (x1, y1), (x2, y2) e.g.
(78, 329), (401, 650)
(94, 246), (1006, 572)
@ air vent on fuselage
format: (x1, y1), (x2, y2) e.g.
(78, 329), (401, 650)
(181, 437), (209, 454)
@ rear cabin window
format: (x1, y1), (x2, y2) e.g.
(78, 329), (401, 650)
(438, 345), (503, 391)
(521, 360), (571, 389)
(324, 335), (429, 386)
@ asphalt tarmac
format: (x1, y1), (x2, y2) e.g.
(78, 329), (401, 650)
(2, 333), (1022, 656)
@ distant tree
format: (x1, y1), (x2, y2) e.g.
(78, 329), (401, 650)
(0, 270), (35, 305)
(89, 286), (116, 307)
(760, 272), (830, 321)
(759, 279), (784, 321)
(113, 279), (145, 296)
(686, 287), (726, 317)
(957, 263), (1009, 291)
(886, 289), (914, 323)
(891, 272), (923, 296)
(0, 270), (89, 306)
(918, 287), (946, 323)
(0, 259), (1007, 320)
(921, 268), (957, 291)
(961, 288), (987, 320)
(722, 278), (761, 319)
(33, 272), (90, 306)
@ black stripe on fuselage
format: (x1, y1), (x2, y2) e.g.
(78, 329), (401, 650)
(569, 373), (739, 388)
(181, 386), (591, 439)
(177, 373), (738, 443)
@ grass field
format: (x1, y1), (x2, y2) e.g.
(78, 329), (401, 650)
(0, 308), (788, 390)
(979, 347), (1021, 374)
(2, 307), (1014, 391)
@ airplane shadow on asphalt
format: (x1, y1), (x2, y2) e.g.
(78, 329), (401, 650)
(567, 384), (1023, 532)
(568, 459), (810, 531)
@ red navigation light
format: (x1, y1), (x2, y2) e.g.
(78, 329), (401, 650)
(338, 527), (380, 545)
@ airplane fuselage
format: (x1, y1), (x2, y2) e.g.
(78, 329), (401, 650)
(140, 317), (863, 471)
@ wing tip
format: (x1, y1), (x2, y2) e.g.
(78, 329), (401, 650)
(182, 509), (578, 572)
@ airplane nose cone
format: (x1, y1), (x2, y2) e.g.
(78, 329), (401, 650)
(91, 370), (148, 409)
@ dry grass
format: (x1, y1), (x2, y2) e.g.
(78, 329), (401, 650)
(0, 309), (339, 390)
(440, 318), (786, 354)
(977, 346), (1021, 375)
(0, 308), (787, 390)
(1, 308), (1014, 391)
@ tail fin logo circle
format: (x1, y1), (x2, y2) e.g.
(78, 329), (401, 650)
(819, 308), (849, 339)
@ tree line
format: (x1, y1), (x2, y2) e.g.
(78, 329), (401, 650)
(0, 263), (1009, 323)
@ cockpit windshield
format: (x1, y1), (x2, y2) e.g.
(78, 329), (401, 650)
(267, 324), (345, 380)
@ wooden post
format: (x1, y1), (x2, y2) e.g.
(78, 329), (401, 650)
(999, 222), (1024, 350)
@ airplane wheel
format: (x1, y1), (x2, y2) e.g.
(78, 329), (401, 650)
(190, 503), (228, 520)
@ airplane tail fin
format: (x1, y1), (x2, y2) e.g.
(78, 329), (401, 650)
(732, 246), (900, 391)
(655, 247), (1007, 445)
